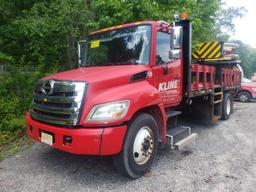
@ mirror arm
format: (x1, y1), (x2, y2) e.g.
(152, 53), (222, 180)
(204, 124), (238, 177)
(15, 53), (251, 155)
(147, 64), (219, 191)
(77, 40), (87, 67)
(78, 42), (81, 67)
(169, 28), (175, 59)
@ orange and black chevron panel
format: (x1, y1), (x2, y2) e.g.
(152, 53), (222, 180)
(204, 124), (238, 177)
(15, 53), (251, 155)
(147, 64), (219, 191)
(192, 41), (223, 59)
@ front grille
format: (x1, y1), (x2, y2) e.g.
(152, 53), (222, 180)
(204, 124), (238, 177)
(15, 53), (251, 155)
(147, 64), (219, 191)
(30, 79), (86, 127)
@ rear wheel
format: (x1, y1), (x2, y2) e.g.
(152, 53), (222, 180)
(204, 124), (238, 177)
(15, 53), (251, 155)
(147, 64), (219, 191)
(221, 93), (233, 120)
(238, 91), (251, 102)
(113, 113), (158, 179)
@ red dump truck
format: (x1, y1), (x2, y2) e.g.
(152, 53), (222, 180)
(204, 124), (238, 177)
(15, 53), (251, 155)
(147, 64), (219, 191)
(26, 16), (241, 178)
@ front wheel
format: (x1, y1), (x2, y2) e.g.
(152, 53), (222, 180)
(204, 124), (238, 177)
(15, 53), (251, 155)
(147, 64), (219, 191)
(221, 93), (233, 120)
(113, 113), (159, 179)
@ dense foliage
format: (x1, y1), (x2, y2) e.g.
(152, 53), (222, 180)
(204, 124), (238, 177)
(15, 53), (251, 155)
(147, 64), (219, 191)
(0, 0), (247, 145)
(231, 40), (256, 78)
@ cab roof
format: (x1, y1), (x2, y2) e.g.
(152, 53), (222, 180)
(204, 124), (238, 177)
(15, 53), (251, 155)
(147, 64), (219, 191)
(89, 21), (162, 35)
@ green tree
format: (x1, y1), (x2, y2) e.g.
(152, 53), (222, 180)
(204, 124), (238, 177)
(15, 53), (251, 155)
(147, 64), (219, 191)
(231, 40), (256, 78)
(1, 0), (89, 70)
(0, 0), (89, 146)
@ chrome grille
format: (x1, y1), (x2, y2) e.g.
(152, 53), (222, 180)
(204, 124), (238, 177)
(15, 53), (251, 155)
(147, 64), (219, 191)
(30, 79), (86, 127)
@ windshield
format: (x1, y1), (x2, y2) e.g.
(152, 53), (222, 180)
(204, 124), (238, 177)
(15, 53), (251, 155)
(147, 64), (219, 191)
(81, 25), (151, 67)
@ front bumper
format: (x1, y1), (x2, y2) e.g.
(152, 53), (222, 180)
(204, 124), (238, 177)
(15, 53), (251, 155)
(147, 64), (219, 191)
(252, 94), (256, 99)
(26, 113), (127, 155)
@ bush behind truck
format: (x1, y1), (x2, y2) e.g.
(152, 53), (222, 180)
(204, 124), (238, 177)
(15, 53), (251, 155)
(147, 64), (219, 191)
(26, 15), (241, 179)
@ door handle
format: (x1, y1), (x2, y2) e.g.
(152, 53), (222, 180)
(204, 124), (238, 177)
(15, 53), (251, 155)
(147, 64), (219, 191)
(163, 65), (168, 75)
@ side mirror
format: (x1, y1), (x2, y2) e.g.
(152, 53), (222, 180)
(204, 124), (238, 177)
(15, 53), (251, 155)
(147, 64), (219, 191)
(170, 26), (182, 59)
(78, 40), (87, 67)
(171, 26), (182, 49)
(169, 49), (181, 59)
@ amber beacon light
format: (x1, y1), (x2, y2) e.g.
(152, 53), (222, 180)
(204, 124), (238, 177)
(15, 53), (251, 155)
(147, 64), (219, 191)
(180, 12), (189, 20)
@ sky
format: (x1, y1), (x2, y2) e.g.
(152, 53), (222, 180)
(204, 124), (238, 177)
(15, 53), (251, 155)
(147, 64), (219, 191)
(224, 0), (256, 48)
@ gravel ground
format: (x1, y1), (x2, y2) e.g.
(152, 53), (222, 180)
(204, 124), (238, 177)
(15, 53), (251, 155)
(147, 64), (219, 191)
(0, 102), (256, 192)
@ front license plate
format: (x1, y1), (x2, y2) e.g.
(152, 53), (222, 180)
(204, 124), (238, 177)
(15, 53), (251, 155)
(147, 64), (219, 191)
(41, 132), (53, 146)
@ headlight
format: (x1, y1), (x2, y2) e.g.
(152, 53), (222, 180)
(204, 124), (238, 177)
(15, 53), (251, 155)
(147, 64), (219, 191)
(87, 100), (130, 122)
(252, 88), (256, 92)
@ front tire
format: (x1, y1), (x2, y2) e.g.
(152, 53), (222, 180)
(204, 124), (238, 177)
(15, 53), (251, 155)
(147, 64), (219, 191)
(221, 93), (233, 120)
(113, 113), (159, 179)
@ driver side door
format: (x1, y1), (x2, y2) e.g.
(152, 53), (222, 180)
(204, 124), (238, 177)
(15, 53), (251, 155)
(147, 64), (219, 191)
(152, 31), (183, 107)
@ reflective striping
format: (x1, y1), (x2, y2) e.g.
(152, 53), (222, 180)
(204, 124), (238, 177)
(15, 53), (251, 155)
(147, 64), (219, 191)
(208, 45), (221, 58)
(203, 41), (221, 58)
(192, 41), (223, 59)
(215, 51), (221, 58)
(117, 25), (123, 28)
(89, 22), (144, 35)
(192, 52), (200, 59)
(134, 22), (142, 25)
(201, 41), (218, 58)
(198, 42), (212, 55)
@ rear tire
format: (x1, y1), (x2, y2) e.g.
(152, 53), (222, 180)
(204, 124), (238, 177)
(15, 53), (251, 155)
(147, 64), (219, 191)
(113, 113), (158, 179)
(221, 93), (233, 120)
(238, 91), (251, 102)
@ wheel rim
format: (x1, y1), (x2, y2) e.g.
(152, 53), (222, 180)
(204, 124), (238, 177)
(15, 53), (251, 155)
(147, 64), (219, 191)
(239, 94), (248, 102)
(226, 98), (231, 115)
(133, 126), (154, 165)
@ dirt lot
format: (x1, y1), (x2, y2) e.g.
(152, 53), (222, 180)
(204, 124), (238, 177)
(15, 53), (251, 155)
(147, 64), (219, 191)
(0, 102), (256, 192)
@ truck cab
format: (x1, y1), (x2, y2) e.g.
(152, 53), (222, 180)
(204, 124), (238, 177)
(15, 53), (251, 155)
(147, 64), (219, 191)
(79, 21), (184, 107)
(26, 18), (240, 178)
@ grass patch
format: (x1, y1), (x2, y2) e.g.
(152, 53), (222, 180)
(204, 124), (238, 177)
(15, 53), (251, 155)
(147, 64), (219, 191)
(0, 131), (33, 161)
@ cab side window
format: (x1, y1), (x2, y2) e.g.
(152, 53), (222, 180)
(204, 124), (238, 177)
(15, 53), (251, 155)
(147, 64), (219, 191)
(156, 32), (171, 65)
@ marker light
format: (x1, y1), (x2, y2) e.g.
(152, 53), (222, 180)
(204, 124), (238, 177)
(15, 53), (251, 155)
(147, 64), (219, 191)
(180, 12), (189, 20)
